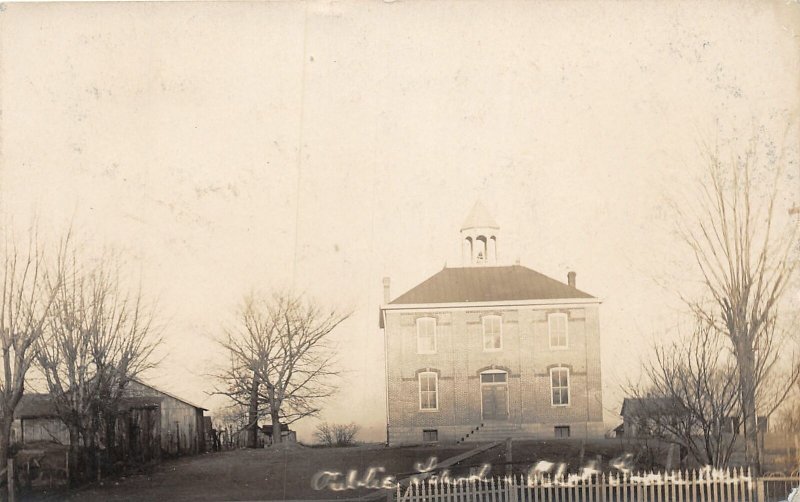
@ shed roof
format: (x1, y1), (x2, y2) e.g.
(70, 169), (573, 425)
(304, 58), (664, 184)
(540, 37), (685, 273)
(389, 265), (594, 305)
(15, 394), (164, 419)
(131, 379), (207, 411)
(620, 397), (682, 417)
(15, 394), (58, 419)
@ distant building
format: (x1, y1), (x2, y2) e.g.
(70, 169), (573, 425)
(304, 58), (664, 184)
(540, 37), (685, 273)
(261, 423), (297, 444)
(12, 393), (70, 445)
(619, 397), (681, 438)
(12, 380), (207, 457)
(379, 202), (604, 444)
(619, 397), (769, 438)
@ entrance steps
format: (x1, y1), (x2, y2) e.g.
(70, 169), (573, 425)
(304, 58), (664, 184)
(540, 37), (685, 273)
(459, 422), (533, 443)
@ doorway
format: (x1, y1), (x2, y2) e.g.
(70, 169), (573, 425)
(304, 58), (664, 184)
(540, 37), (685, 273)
(480, 370), (509, 420)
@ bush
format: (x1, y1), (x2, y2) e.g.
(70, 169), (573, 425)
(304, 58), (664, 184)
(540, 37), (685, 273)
(314, 422), (359, 447)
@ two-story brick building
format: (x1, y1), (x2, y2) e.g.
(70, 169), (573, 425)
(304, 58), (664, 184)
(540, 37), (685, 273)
(379, 202), (604, 444)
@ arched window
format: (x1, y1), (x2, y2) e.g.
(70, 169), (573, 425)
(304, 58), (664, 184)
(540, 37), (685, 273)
(416, 317), (437, 354)
(482, 315), (502, 351)
(475, 236), (487, 263)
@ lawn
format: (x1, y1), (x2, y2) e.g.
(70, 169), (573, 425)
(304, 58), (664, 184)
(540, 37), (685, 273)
(19, 439), (637, 501)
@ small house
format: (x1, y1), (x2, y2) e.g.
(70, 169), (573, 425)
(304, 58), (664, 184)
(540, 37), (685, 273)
(619, 397), (682, 437)
(261, 423), (296, 444)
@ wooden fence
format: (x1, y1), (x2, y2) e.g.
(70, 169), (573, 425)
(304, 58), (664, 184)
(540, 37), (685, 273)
(393, 469), (790, 502)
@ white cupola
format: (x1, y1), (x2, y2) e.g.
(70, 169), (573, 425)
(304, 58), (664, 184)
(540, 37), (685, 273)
(460, 201), (499, 266)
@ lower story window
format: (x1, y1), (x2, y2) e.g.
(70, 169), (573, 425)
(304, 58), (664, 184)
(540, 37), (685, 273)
(550, 367), (570, 406)
(423, 429), (438, 442)
(418, 372), (438, 410)
(555, 426), (570, 438)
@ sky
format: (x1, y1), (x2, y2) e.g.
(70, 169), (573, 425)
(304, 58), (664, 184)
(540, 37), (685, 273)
(1, 0), (799, 442)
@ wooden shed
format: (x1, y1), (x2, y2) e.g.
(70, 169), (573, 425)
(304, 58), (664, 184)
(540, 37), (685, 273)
(122, 380), (208, 456)
(12, 394), (69, 445)
(12, 380), (207, 458)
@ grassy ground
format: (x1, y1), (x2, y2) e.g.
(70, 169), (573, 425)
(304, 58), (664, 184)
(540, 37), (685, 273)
(17, 439), (641, 501)
(23, 443), (478, 501)
(17, 437), (796, 501)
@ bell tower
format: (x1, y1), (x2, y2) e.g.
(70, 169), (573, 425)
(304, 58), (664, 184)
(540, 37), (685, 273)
(461, 201), (499, 266)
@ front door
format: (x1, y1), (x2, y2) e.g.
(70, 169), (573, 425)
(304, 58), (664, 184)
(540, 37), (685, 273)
(480, 372), (509, 420)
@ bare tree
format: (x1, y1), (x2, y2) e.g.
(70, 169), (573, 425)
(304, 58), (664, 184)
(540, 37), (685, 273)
(314, 422), (359, 447)
(627, 320), (741, 468)
(0, 228), (66, 475)
(774, 378), (800, 433)
(676, 137), (800, 473)
(211, 405), (249, 448)
(36, 250), (160, 482)
(215, 291), (349, 446)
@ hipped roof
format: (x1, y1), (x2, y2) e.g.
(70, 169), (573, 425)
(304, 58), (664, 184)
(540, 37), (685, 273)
(389, 265), (594, 305)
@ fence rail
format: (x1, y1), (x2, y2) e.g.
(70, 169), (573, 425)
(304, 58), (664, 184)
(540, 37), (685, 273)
(394, 469), (799, 502)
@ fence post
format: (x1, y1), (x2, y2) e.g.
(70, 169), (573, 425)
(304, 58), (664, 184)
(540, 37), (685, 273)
(7, 458), (15, 502)
(756, 478), (765, 502)
(506, 474), (517, 502)
(666, 444), (675, 471)
(505, 438), (513, 477)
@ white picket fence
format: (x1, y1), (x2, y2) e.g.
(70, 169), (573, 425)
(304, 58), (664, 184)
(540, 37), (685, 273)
(395, 469), (760, 502)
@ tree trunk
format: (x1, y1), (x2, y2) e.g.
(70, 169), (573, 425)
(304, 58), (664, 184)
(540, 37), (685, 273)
(268, 384), (281, 445)
(271, 409), (282, 445)
(0, 416), (11, 502)
(738, 345), (761, 475)
(67, 425), (81, 486)
(247, 374), (259, 449)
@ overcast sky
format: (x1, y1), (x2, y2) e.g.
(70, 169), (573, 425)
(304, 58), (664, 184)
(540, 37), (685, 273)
(1, 1), (799, 442)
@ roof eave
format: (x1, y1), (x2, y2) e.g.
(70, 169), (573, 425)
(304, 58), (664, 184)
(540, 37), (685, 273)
(382, 296), (602, 311)
(132, 378), (208, 411)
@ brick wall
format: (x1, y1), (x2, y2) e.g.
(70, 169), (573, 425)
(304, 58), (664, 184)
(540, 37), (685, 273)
(384, 303), (604, 444)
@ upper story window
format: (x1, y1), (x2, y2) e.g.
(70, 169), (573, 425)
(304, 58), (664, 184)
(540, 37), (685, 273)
(418, 372), (438, 411)
(548, 313), (568, 349)
(416, 317), (437, 354)
(482, 315), (502, 351)
(550, 367), (570, 406)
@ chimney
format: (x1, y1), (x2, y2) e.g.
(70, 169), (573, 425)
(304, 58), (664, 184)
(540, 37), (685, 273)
(382, 277), (391, 303)
(567, 271), (576, 288)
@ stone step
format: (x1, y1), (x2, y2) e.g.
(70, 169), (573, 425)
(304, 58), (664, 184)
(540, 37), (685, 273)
(464, 433), (538, 442)
(456, 423), (531, 443)
(462, 423), (537, 442)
